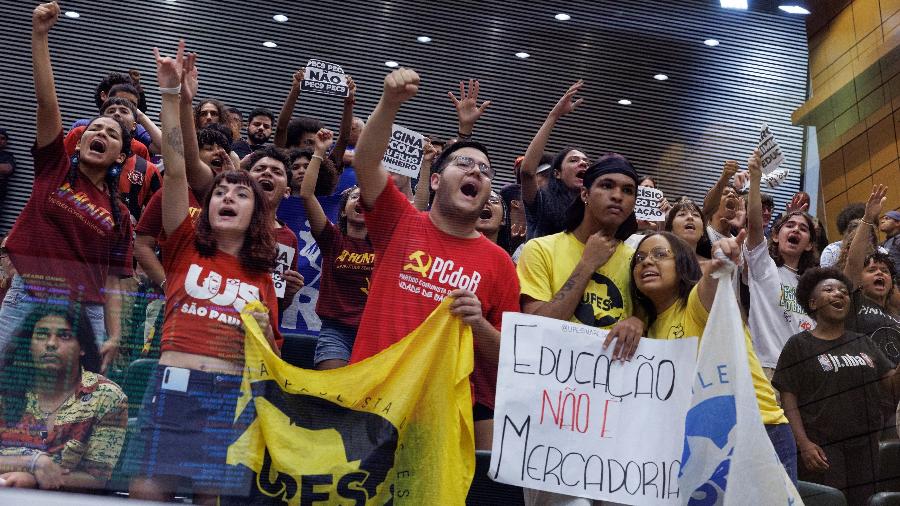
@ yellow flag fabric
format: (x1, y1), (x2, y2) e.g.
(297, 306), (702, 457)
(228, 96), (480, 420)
(226, 299), (475, 504)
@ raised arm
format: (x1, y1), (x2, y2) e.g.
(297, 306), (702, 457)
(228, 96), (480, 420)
(31, 2), (62, 148)
(521, 81), (584, 205)
(329, 76), (355, 169)
(274, 68), (304, 148)
(703, 161), (739, 219)
(300, 128), (333, 237)
(746, 150), (766, 249)
(354, 68), (419, 207)
(448, 79), (492, 139)
(844, 184), (888, 288)
(178, 53), (218, 197)
(413, 139), (437, 211)
(155, 41), (189, 237)
(701, 230), (748, 310)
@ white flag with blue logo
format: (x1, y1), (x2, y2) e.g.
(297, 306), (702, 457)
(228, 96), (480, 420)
(678, 271), (802, 505)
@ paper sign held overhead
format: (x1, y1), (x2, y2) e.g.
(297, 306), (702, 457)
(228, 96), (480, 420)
(302, 59), (349, 97)
(635, 186), (666, 222)
(382, 124), (425, 178)
(758, 123), (784, 174)
(489, 312), (697, 505)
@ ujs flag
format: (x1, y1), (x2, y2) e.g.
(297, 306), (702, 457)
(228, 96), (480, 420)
(678, 270), (802, 505)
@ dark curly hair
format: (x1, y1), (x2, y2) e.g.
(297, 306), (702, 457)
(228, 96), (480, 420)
(195, 170), (276, 274)
(286, 116), (324, 148)
(769, 211), (819, 275)
(0, 302), (100, 426)
(630, 231), (702, 325)
(242, 146), (292, 189)
(796, 267), (853, 318)
(289, 148), (336, 196)
(106, 83), (141, 107)
(193, 99), (228, 130)
(197, 124), (232, 150)
(68, 116), (133, 235)
(93, 72), (133, 109)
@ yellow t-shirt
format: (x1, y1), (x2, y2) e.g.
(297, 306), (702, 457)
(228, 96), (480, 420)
(649, 286), (787, 425)
(517, 231), (633, 329)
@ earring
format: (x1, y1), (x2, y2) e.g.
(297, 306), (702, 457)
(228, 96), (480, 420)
(108, 163), (122, 178)
(70, 153), (80, 168)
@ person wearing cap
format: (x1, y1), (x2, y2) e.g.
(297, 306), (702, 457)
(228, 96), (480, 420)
(517, 153), (644, 506)
(348, 68), (520, 450)
(882, 209), (900, 270)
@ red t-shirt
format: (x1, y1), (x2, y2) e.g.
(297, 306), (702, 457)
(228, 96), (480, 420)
(350, 181), (520, 409)
(273, 223), (299, 301)
(135, 189), (202, 239)
(5, 132), (133, 304)
(160, 216), (282, 361)
(315, 221), (374, 328)
(65, 126), (161, 216)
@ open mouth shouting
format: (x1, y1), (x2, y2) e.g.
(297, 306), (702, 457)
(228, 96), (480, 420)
(89, 138), (108, 154)
(258, 178), (275, 192)
(210, 157), (224, 169)
(218, 206), (238, 220)
(460, 181), (480, 200)
(479, 206), (494, 220)
(786, 233), (801, 246)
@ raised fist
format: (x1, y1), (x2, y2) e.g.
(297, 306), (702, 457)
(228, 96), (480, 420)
(383, 68), (419, 105)
(33, 2), (60, 34)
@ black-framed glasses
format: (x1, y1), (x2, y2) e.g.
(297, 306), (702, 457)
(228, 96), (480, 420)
(634, 247), (674, 264)
(450, 155), (494, 180)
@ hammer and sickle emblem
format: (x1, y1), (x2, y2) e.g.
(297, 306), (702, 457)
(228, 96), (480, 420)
(403, 250), (432, 276)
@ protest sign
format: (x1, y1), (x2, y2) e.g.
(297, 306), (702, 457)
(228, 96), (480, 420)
(301, 59), (349, 97)
(382, 124), (425, 178)
(758, 123), (784, 174)
(271, 243), (296, 298)
(490, 313), (697, 505)
(739, 168), (790, 193)
(635, 186), (666, 222)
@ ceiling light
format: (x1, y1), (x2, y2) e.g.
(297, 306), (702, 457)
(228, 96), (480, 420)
(417, 36), (432, 43)
(64, 11), (80, 18)
(720, 0), (748, 8)
(385, 61), (399, 68)
(515, 52), (530, 59)
(618, 99), (632, 105)
(704, 39), (720, 46)
(778, 5), (810, 14)
(262, 41), (277, 48)
(654, 74), (669, 81)
(555, 13), (571, 21)
(273, 14), (288, 22)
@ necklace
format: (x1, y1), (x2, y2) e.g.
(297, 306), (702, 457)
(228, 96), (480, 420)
(37, 390), (75, 420)
(783, 264), (798, 274)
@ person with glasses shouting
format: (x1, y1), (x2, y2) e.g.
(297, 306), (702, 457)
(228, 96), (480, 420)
(348, 68), (520, 450)
(630, 230), (797, 483)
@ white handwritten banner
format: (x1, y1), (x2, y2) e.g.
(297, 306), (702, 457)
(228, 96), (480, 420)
(382, 124), (424, 178)
(635, 186), (666, 222)
(490, 313), (697, 505)
(758, 123), (784, 174)
(302, 59), (349, 97)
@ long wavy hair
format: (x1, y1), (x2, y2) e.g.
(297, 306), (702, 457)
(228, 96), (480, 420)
(630, 232), (703, 325)
(68, 116), (133, 236)
(195, 170), (276, 274)
(0, 303), (100, 427)
(769, 211), (819, 275)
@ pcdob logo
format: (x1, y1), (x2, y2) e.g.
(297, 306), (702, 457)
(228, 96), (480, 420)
(402, 250), (481, 292)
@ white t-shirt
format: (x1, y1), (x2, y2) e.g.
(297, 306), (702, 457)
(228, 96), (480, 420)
(819, 240), (841, 267)
(744, 240), (816, 368)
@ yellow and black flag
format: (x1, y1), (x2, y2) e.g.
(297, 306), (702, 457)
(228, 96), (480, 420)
(226, 300), (476, 504)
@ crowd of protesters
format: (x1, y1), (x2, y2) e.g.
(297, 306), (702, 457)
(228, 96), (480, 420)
(1, 2), (900, 504)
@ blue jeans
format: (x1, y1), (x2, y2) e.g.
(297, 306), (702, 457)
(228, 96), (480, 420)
(766, 423), (798, 484)
(313, 318), (358, 365)
(0, 275), (106, 361)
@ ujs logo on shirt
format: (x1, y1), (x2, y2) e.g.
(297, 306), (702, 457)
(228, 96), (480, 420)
(184, 264), (260, 312)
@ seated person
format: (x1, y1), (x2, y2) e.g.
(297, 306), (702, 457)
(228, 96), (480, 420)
(0, 303), (128, 490)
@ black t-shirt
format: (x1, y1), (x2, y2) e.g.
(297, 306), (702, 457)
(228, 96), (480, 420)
(772, 330), (892, 443)
(846, 290), (900, 366)
(231, 140), (270, 159)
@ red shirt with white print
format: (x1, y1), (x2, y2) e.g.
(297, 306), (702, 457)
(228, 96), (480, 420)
(5, 132), (132, 304)
(350, 180), (520, 409)
(160, 216), (282, 361)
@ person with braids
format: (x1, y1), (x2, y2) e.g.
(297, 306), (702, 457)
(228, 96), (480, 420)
(0, 303), (127, 490)
(127, 40), (282, 502)
(0, 2), (134, 373)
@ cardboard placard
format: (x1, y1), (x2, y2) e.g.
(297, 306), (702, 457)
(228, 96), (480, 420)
(272, 242), (297, 298)
(635, 186), (666, 222)
(382, 124), (425, 178)
(490, 312), (697, 505)
(758, 123), (784, 174)
(302, 59), (349, 97)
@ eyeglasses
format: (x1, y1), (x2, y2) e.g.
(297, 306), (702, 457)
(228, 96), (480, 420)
(634, 247), (674, 264)
(449, 155), (494, 180)
(488, 194), (502, 205)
